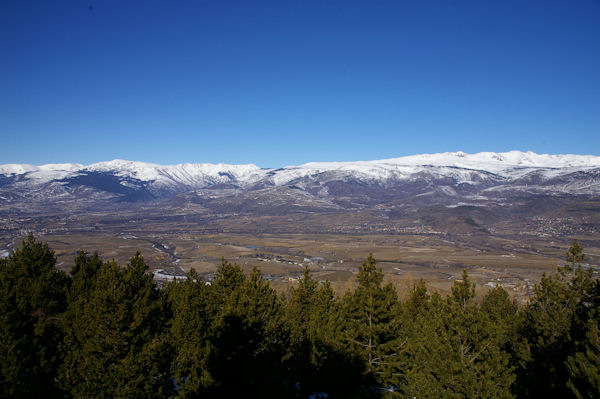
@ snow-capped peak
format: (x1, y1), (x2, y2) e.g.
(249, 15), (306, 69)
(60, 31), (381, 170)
(0, 163), (84, 181)
(82, 159), (264, 188)
(298, 151), (600, 171)
(1, 151), (599, 190)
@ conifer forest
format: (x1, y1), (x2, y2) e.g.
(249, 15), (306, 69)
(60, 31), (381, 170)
(1, 235), (599, 398)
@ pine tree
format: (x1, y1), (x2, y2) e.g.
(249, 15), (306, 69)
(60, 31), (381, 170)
(566, 239), (586, 270)
(481, 285), (518, 323)
(342, 254), (404, 395)
(404, 279), (429, 317)
(451, 269), (476, 310)
(566, 274), (600, 398)
(401, 272), (515, 398)
(286, 266), (364, 397)
(447, 271), (515, 398)
(206, 267), (290, 397)
(69, 250), (103, 296)
(165, 268), (214, 396)
(212, 257), (246, 301)
(0, 234), (69, 397)
(516, 240), (596, 397)
(481, 285), (520, 362)
(60, 252), (171, 398)
(401, 290), (452, 397)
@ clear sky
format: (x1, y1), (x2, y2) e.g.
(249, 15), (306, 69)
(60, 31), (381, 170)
(1, 0), (599, 168)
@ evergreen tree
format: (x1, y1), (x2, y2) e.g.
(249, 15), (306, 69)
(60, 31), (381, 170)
(402, 272), (515, 398)
(206, 267), (290, 397)
(404, 279), (429, 318)
(481, 285), (520, 365)
(166, 258), (248, 396)
(448, 272), (514, 398)
(402, 290), (454, 397)
(286, 266), (364, 397)
(165, 269), (213, 396)
(0, 234), (69, 398)
(481, 285), (518, 324)
(566, 274), (600, 398)
(212, 257), (245, 302)
(69, 250), (103, 296)
(451, 269), (476, 310)
(5, 234), (599, 398)
(342, 254), (404, 395)
(516, 240), (596, 397)
(60, 252), (171, 398)
(566, 239), (586, 270)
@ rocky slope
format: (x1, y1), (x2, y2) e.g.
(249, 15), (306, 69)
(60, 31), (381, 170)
(1, 151), (599, 213)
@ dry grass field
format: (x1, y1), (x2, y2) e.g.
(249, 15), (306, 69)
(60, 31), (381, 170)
(4, 230), (596, 302)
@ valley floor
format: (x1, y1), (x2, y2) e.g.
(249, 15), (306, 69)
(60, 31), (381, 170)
(2, 229), (598, 302)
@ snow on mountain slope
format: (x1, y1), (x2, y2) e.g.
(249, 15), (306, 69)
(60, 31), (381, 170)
(266, 151), (600, 186)
(0, 160), (264, 192)
(1, 151), (599, 199)
(84, 159), (264, 188)
(269, 164), (501, 186)
(0, 163), (84, 182)
(291, 151), (600, 175)
(0, 163), (83, 176)
(0, 164), (38, 175)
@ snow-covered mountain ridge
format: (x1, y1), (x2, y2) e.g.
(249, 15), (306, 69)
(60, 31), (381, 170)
(300, 151), (600, 170)
(3, 151), (600, 182)
(1, 151), (599, 206)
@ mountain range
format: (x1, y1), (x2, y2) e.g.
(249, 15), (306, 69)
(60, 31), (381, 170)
(1, 150), (600, 247)
(1, 151), (599, 208)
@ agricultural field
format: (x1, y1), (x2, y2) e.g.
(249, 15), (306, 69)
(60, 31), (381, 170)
(3, 228), (598, 302)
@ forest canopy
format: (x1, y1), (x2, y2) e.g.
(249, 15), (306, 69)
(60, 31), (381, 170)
(0, 235), (598, 398)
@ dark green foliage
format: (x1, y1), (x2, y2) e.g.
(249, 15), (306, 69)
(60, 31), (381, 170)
(0, 234), (69, 398)
(515, 240), (598, 398)
(401, 276), (515, 398)
(342, 254), (404, 396)
(69, 250), (102, 297)
(165, 269), (213, 396)
(481, 285), (518, 323)
(165, 260), (294, 397)
(451, 269), (476, 310)
(566, 278), (600, 398)
(212, 257), (245, 302)
(443, 281), (515, 398)
(206, 266), (290, 397)
(400, 284), (446, 396)
(286, 267), (365, 397)
(1, 236), (598, 398)
(405, 279), (429, 317)
(481, 285), (520, 366)
(566, 239), (586, 269)
(60, 252), (171, 398)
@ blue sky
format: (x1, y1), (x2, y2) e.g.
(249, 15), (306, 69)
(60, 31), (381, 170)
(1, 0), (599, 167)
